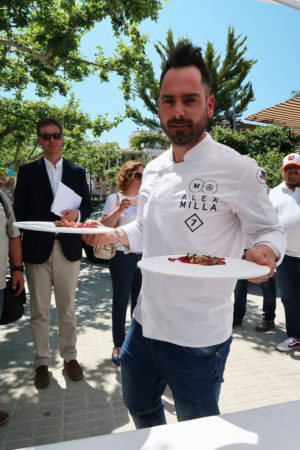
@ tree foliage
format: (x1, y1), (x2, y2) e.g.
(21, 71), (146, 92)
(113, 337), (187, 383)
(72, 141), (120, 179)
(205, 27), (256, 127)
(211, 125), (297, 187)
(126, 27), (256, 149)
(0, 94), (122, 171)
(0, 0), (163, 97)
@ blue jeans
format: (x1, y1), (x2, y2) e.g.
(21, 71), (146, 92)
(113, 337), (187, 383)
(0, 289), (3, 321)
(233, 277), (276, 321)
(109, 251), (142, 347)
(276, 255), (300, 339)
(121, 319), (232, 428)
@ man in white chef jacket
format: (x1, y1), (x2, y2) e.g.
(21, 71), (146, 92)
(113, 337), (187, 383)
(84, 42), (286, 427)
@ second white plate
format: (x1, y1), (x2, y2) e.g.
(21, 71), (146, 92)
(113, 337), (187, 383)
(14, 221), (113, 235)
(138, 255), (271, 279)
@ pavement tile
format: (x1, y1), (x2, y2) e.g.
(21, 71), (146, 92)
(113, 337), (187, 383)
(32, 436), (61, 446)
(3, 439), (33, 450)
(63, 431), (89, 441)
(63, 413), (88, 425)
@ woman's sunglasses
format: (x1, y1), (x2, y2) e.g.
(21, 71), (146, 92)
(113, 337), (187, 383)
(133, 172), (143, 181)
(39, 133), (63, 141)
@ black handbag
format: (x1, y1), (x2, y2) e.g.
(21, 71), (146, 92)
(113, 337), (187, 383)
(0, 278), (26, 325)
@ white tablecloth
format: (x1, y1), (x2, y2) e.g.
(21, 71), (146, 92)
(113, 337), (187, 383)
(17, 400), (300, 450)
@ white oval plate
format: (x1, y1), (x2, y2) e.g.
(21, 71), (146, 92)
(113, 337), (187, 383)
(14, 221), (113, 235)
(138, 255), (271, 280)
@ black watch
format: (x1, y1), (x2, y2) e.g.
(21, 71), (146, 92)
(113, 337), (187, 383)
(11, 266), (24, 273)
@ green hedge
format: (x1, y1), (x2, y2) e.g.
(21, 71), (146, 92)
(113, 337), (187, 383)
(211, 125), (298, 187)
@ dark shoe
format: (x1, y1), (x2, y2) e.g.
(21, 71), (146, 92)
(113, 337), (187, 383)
(112, 347), (121, 366)
(255, 319), (275, 332)
(34, 365), (50, 389)
(0, 411), (9, 426)
(233, 318), (243, 327)
(64, 360), (83, 381)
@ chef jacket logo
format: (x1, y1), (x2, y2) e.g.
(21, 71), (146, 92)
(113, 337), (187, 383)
(185, 214), (204, 232)
(189, 179), (218, 195)
(256, 169), (266, 184)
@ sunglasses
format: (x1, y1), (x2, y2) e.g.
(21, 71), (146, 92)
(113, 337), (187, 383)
(133, 172), (143, 181)
(39, 133), (63, 141)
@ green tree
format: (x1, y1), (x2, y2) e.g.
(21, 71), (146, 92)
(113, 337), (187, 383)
(126, 27), (256, 149)
(0, 94), (122, 170)
(211, 125), (297, 187)
(205, 27), (256, 127)
(74, 141), (120, 179)
(0, 0), (163, 97)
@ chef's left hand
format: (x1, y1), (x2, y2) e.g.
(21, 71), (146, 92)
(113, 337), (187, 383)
(244, 244), (277, 284)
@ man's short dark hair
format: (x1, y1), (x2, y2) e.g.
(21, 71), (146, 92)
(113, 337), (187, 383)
(160, 42), (211, 92)
(37, 118), (63, 135)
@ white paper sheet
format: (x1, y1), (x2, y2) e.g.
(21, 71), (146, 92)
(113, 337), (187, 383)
(51, 181), (82, 216)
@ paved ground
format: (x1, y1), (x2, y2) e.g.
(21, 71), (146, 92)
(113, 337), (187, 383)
(1, 256), (300, 450)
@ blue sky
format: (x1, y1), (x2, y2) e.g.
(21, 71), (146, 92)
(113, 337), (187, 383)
(38, 0), (300, 147)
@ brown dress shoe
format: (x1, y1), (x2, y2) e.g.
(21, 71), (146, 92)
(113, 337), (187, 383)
(34, 365), (50, 389)
(64, 360), (83, 381)
(0, 411), (9, 426)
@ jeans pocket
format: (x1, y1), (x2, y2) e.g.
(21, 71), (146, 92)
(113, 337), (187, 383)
(182, 345), (218, 358)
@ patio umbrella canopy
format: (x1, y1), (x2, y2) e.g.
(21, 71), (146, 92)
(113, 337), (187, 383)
(245, 96), (300, 131)
(258, 0), (300, 10)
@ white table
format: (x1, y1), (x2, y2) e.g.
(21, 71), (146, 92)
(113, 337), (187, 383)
(17, 400), (300, 450)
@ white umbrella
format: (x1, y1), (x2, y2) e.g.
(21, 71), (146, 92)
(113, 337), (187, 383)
(257, 0), (300, 10)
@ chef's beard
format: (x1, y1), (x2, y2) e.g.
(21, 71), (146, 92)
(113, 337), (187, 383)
(161, 114), (209, 147)
(286, 182), (300, 189)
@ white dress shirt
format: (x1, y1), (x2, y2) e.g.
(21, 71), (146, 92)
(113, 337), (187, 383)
(44, 157), (63, 196)
(44, 157), (80, 221)
(269, 182), (300, 258)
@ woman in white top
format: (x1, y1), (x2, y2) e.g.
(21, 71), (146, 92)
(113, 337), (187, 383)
(101, 161), (144, 365)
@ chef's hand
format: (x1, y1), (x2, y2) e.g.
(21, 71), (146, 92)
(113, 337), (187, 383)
(244, 244), (277, 284)
(82, 230), (117, 247)
(61, 209), (79, 222)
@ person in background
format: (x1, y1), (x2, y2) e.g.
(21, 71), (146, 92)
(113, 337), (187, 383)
(233, 267), (277, 331)
(0, 190), (24, 425)
(83, 43), (286, 427)
(269, 153), (300, 351)
(101, 161), (144, 365)
(233, 168), (277, 332)
(14, 117), (92, 389)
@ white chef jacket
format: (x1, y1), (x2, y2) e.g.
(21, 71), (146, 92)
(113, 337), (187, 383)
(269, 182), (300, 258)
(122, 133), (286, 347)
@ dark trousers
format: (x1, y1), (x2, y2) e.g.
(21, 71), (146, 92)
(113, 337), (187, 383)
(276, 255), (300, 339)
(233, 277), (276, 321)
(121, 319), (232, 428)
(109, 251), (142, 347)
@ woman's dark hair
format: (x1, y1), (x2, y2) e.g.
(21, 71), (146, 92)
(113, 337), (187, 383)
(160, 42), (211, 93)
(37, 117), (63, 135)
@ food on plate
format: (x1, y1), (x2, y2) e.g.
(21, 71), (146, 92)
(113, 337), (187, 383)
(54, 219), (100, 229)
(168, 253), (226, 266)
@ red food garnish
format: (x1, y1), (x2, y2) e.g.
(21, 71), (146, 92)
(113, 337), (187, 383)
(168, 253), (226, 266)
(54, 220), (98, 229)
